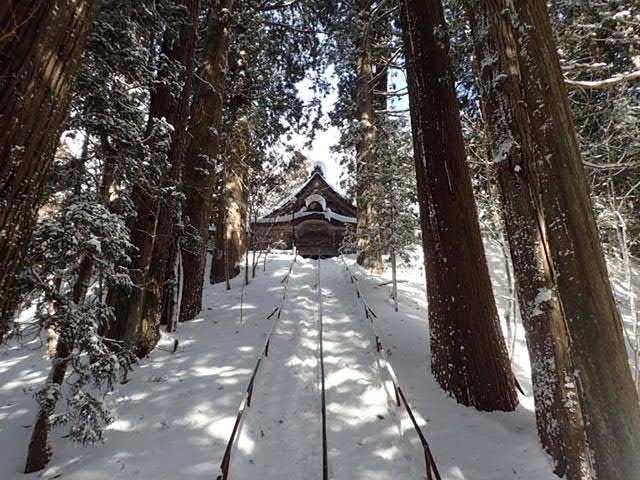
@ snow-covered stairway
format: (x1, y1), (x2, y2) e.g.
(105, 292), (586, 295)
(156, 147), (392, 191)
(319, 259), (422, 480)
(229, 258), (323, 479)
(227, 257), (421, 480)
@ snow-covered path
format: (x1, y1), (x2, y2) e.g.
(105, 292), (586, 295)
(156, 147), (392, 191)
(228, 258), (421, 479)
(319, 259), (421, 480)
(230, 259), (322, 479)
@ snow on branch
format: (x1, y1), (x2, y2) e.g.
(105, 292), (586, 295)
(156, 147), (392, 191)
(583, 159), (640, 170)
(255, 0), (305, 11)
(375, 108), (410, 115)
(373, 88), (408, 97)
(561, 62), (608, 72)
(261, 21), (321, 35)
(565, 69), (640, 89)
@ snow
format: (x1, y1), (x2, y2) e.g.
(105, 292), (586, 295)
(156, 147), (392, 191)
(230, 260), (323, 479)
(305, 193), (327, 210)
(230, 259), (423, 479)
(255, 209), (357, 224)
(532, 287), (554, 316)
(493, 135), (515, 163)
(255, 210), (309, 223)
(605, 249), (640, 368)
(257, 169), (352, 221)
(86, 237), (102, 255)
(340, 249), (555, 479)
(324, 208), (357, 224)
(0, 245), (595, 479)
(613, 10), (631, 20)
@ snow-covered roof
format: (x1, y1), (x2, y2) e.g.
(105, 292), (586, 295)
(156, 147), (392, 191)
(325, 210), (357, 224)
(255, 208), (356, 224)
(257, 169), (353, 221)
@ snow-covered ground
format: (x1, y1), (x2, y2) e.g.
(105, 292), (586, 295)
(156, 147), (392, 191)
(231, 258), (422, 480)
(342, 249), (554, 480)
(1, 246), (637, 479)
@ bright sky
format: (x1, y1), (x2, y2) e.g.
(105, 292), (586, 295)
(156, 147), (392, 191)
(285, 68), (342, 186)
(284, 65), (409, 187)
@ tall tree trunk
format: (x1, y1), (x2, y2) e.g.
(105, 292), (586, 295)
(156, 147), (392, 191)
(24, 339), (70, 472)
(0, 0), (101, 341)
(391, 250), (398, 312)
(105, 55), (171, 355)
(107, 0), (198, 356)
(180, 0), (234, 318)
(211, 118), (250, 284)
(152, 1), (199, 329)
(510, 2), (640, 477)
(354, 0), (384, 272)
(399, 0), (518, 411)
(466, 2), (592, 477)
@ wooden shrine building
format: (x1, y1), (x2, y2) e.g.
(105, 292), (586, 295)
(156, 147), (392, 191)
(253, 165), (357, 258)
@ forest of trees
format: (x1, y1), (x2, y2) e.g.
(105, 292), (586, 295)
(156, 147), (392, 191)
(1, 0), (639, 478)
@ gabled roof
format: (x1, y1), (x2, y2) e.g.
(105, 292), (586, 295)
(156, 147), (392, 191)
(257, 167), (356, 221)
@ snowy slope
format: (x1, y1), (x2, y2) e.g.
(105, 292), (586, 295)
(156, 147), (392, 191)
(343, 250), (555, 480)
(0, 255), (298, 480)
(4, 245), (634, 479)
(318, 259), (422, 480)
(228, 258), (422, 480)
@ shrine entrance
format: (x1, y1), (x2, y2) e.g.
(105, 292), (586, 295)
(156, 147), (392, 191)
(295, 219), (337, 258)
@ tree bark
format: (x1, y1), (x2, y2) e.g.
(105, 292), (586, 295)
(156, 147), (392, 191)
(0, 0), (101, 341)
(354, 0), (384, 273)
(180, 0), (234, 318)
(400, 0), (518, 411)
(510, 2), (640, 477)
(107, 0), (198, 356)
(466, 2), (592, 477)
(211, 119), (250, 284)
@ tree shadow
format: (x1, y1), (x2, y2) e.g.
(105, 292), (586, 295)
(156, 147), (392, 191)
(336, 255), (557, 480)
(0, 254), (297, 480)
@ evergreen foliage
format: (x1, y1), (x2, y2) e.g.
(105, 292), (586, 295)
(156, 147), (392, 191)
(1, 0), (640, 475)
(341, 119), (419, 266)
(24, 195), (137, 446)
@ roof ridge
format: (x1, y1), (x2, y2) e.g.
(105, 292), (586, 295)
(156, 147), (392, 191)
(257, 170), (353, 220)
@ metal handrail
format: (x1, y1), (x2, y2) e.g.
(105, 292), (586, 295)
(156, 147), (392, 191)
(340, 256), (442, 480)
(316, 259), (329, 480)
(217, 256), (297, 480)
